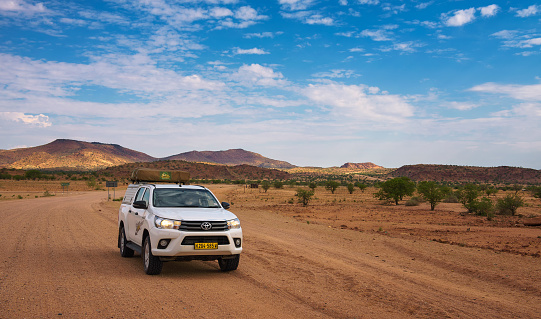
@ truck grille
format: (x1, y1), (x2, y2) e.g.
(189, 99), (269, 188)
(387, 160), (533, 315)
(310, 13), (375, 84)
(181, 236), (230, 245)
(179, 220), (228, 231)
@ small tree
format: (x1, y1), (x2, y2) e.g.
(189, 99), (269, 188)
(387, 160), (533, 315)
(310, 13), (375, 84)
(261, 180), (271, 193)
(309, 182), (317, 191)
(496, 194), (524, 216)
(325, 180), (340, 194)
(296, 188), (314, 207)
(417, 181), (449, 211)
(273, 181), (284, 189)
(374, 177), (416, 205)
(356, 183), (368, 192)
(347, 183), (355, 194)
(456, 184), (480, 213)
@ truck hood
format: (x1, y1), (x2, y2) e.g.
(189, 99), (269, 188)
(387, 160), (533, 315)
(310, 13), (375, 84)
(151, 207), (238, 221)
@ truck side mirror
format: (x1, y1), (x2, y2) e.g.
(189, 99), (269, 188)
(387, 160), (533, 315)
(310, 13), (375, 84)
(221, 202), (230, 209)
(133, 200), (148, 209)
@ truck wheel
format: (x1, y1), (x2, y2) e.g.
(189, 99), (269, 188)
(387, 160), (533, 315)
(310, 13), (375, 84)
(119, 226), (134, 257)
(218, 255), (240, 272)
(143, 236), (163, 275)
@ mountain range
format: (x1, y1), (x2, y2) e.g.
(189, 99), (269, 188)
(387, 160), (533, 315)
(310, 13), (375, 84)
(1, 139), (539, 184)
(0, 139), (296, 170)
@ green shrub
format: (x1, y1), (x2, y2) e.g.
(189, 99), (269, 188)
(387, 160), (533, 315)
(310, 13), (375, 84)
(295, 188), (315, 207)
(496, 194), (524, 216)
(467, 197), (494, 216)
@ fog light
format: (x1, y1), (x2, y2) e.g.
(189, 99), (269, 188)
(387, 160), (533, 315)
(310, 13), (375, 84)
(234, 238), (242, 248)
(158, 239), (171, 249)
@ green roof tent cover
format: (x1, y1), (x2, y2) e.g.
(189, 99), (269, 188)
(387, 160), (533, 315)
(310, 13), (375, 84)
(130, 168), (190, 184)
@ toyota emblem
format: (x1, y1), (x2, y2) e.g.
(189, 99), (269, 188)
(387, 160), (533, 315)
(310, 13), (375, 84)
(200, 222), (212, 230)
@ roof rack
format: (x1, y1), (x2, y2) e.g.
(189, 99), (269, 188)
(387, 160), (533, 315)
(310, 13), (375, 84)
(130, 168), (190, 184)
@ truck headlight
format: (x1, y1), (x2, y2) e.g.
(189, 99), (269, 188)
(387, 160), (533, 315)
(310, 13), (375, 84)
(227, 218), (241, 229)
(155, 217), (181, 229)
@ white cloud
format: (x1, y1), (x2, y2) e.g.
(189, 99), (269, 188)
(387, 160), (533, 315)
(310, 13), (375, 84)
(301, 83), (414, 122)
(357, 0), (379, 5)
(442, 8), (476, 27)
(445, 101), (479, 111)
(209, 7), (233, 18)
(361, 29), (393, 41)
(416, 2), (433, 10)
(0, 53), (224, 100)
(233, 47), (269, 55)
(278, 0), (316, 11)
(244, 32), (283, 38)
(234, 6), (260, 20)
(469, 82), (541, 101)
(305, 15), (334, 26)
(0, 0), (47, 15)
(516, 5), (540, 18)
(0, 112), (51, 127)
(231, 64), (288, 87)
(479, 4), (499, 17)
(491, 30), (518, 39)
(312, 69), (358, 79)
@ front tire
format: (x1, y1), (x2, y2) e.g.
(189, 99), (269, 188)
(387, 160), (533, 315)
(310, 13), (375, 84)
(143, 236), (163, 275)
(119, 226), (134, 257)
(218, 254), (240, 272)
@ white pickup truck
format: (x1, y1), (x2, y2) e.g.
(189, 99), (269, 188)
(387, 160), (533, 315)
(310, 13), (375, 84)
(117, 169), (242, 275)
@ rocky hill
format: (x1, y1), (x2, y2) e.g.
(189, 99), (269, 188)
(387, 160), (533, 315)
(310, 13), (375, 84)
(163, 149), (296, 169)
(98, 160), (290, 181)
(388, 164), (541, 184)
(0, 139), (296, 171)
(0, 139), (155, 170)
(341, 162), (383, 169)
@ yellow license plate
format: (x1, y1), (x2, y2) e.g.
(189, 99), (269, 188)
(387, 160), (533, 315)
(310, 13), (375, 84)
(194, 243), (218, 250)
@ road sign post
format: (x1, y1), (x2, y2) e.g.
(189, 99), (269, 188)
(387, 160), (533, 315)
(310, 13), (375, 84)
(61, 182), (70, 194)
(106, 181), (118, 201)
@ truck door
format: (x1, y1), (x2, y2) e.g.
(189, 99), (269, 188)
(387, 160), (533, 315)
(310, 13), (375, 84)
(127, 187), (148, 246)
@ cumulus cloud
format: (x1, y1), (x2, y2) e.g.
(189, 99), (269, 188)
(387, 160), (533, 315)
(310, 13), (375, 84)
(516, 5), (540, 18)
(479, 4), (499, 17)
(442, 8), (476, 27)
(0, 0), (47, 15)
(0, 112), (51, 127)
(231, 64), (288, 87)
(301, 83), (414, 122)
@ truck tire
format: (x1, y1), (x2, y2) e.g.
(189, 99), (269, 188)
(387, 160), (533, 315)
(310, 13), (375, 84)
(119, 226), (134, 257)
(143, 236), (163, 275)
(218, 254), (240, 272)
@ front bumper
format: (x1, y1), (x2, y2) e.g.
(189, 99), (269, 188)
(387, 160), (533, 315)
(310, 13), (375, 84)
(149, 227), (243, 257)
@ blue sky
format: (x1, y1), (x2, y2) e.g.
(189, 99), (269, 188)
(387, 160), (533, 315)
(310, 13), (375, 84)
(1, 0), (540, 169)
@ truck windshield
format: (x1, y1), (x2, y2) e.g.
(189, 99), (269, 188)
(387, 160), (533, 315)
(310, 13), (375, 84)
(153, 189), (221, 208)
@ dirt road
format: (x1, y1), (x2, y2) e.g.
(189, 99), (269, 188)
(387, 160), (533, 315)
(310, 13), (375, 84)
(1, 189), (540, 318)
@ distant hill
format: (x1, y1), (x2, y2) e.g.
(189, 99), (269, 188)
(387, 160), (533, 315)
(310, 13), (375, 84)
(388, 164), (541, 184)
(0, 139), (155, 170)
(0, 139), (296, 171)
(341, 162), (383, 169)
(163, 149), (296, 169)
(98, 160), (290, 181)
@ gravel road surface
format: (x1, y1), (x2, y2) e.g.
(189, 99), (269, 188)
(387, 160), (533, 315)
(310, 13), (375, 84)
(1, 190), (540, 318)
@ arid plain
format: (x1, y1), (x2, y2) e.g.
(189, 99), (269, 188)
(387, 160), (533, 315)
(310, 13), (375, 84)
(0, 181), (540, 318)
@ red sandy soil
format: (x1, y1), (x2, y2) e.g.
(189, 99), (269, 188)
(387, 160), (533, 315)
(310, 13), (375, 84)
(0, 182), (540, 318)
